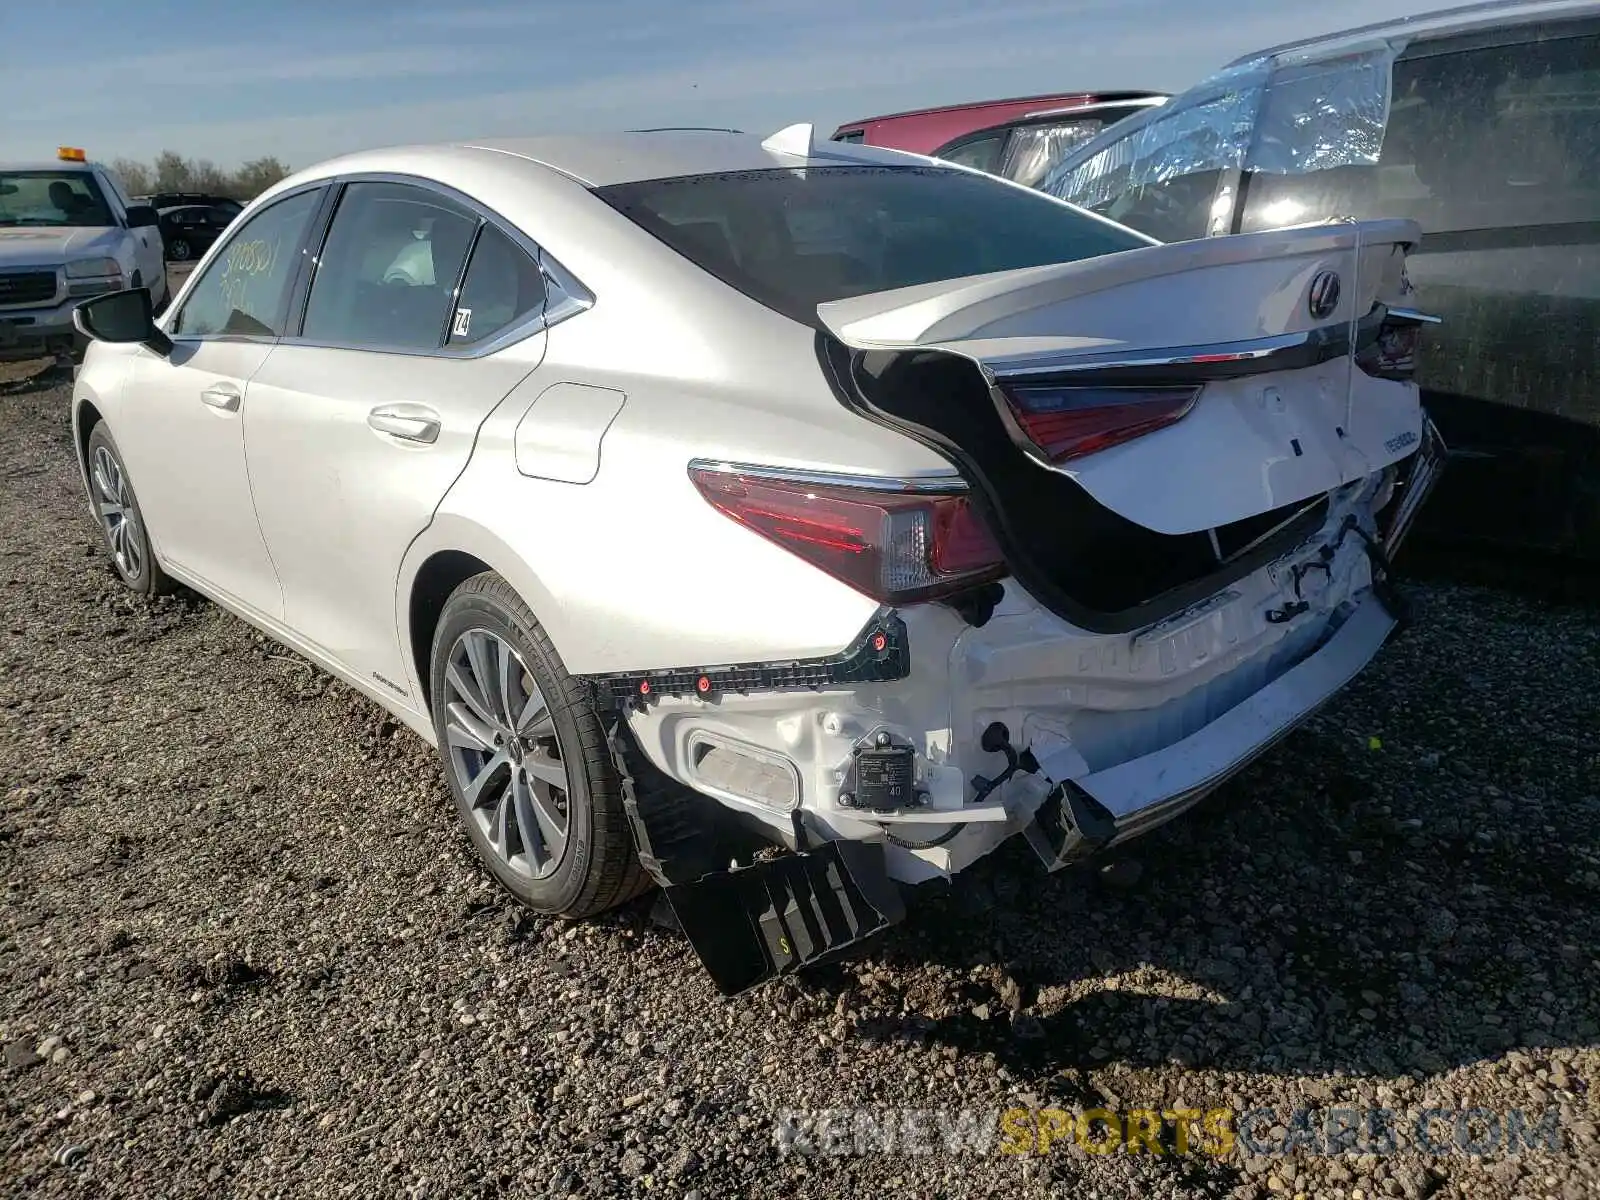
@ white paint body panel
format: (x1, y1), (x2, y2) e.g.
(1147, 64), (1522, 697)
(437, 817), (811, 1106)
(68, 132), (1429, 886)
(820, 219), (1423, 534)
(513, 382), (627, 485)
(242, 338), (545, 694)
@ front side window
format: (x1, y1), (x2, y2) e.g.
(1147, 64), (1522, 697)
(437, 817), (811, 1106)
(595, 165), (1150, 324)
(0, 170), (114, 229)
(447, 223), (546, 347)
(171, 188), (322, 338)
(301, 182), (478, 351)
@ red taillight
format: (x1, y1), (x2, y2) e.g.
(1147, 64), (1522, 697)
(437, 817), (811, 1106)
(689, 468), (1006, 603)
(1356, 320), (1422, 381)
(1000, 384), (1200, 463)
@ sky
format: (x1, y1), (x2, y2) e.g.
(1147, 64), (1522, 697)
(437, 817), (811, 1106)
(1, 0), (1454, 169)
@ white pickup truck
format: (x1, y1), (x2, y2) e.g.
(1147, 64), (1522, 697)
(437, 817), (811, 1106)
(0, 149), (167, 366)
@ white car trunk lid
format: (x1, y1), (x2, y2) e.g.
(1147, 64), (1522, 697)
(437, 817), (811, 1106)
(818, 219), (1425, 535)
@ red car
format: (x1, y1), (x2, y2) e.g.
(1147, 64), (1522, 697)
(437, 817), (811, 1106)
(831, 90), (1167, 187)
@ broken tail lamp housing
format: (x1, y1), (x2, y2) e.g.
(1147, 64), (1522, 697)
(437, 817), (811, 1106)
(1355, 307), (1439, 382)
(688, 465), (1006, 604)
(1000, 383), (1201, 463)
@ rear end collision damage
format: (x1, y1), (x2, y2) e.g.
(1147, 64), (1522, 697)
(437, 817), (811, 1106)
(598, 220), (1446, 995)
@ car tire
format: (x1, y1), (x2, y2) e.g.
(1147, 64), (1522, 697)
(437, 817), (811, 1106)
(84, 423), (175, 596)
(168, 238), (191, 262)
(429, 572), (649, 919)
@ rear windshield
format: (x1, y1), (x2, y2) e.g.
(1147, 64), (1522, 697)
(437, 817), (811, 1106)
(593, 165), (1150, 324)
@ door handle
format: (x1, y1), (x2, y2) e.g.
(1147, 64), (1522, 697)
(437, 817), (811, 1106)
(200, 383), (241, 412)
(367, 404), (441, 445)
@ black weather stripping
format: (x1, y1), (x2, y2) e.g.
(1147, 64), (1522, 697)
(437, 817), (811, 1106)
(588, 611), (909, 707)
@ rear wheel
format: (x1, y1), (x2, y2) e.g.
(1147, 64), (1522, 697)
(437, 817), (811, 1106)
(85, 423), (174, 596)
(168, 238), (191, 262)
(428, 572), (648, 918)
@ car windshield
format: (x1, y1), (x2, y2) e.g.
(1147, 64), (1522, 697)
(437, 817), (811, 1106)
(0, 170), (114, 228)
(594, 165), (1150, 323)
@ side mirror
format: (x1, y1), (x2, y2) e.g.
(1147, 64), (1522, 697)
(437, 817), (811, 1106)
(73, 288), (173, 357)
(125, 204), (159, 228)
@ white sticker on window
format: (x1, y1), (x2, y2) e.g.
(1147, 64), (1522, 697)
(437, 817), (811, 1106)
(452, 307), (472, 337)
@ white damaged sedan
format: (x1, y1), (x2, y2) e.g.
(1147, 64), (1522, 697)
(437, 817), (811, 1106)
(69, 126), (1442, 992)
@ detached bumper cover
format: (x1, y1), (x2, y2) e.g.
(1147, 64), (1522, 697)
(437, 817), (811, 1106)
(1027, 589), (1396, 867)
(1381, 415), (1447, 556)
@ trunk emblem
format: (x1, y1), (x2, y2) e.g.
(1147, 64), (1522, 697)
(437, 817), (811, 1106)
(1308, 270), (1342, 319)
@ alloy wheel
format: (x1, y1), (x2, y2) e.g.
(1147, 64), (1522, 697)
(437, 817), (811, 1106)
(442, 629), (571, 880)
(92, 445), (142, 581)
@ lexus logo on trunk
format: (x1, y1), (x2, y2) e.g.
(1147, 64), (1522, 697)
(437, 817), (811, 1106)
(1308, 270), (1341, 319)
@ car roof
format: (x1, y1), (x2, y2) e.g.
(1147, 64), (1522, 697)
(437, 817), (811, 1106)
(288, 129), (930, 190)
(833, 89), (1165, 130)
(1226, 0), (1600, 66)
(0, 161), (100, 173)
(829, 91), (1168, 156)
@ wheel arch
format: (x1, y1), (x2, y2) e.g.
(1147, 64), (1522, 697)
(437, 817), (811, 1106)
(73, 397), (105, 498)
(399, 516), (571, 718)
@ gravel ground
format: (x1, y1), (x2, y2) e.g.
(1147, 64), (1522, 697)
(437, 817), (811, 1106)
(2, 348), (1598, 1199)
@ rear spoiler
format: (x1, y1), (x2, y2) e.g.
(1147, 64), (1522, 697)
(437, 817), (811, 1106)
(816, 218), (1424, 350)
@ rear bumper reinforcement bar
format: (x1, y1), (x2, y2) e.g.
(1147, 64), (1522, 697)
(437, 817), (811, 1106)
(1026, 588), (1398, 869)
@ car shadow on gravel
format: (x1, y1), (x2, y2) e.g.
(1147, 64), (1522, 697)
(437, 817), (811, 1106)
(0, 363), (70, 397)
(788, 627), (1600, 1088)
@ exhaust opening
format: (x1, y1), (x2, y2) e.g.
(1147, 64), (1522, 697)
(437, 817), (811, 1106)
(687, 732), (801, 812)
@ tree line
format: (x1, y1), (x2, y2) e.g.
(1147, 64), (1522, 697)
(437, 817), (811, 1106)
(110, 151), (292, 202)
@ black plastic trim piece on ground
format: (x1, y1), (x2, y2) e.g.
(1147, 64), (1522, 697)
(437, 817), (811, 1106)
(662, 840), (907, 996)
(588, 609), (909, 709)
(608, 718), (907, 994)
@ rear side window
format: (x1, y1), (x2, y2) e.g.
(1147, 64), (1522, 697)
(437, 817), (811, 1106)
(302, 182), (477, 351)
(936, 132), (1008, 174)
(448, 223), (547, 347)
(172, 189), (321, 337)
(595, 165), (1149, 324)
(999, 120), (1106, 188)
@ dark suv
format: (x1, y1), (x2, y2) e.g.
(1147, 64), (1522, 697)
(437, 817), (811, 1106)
(137, 192), (244, 218)
(1044, 0), (1600, 563)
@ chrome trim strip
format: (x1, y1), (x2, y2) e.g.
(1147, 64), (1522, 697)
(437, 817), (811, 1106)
(1385, 306), (1443, 325)
(1221, 497), (1327, 563)
(1021, 95), (1170, 120)
(983, 329), (1313, 379)
(687, 457), (968, 493)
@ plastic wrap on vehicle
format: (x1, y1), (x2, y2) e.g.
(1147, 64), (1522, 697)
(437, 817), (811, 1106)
(1246, 47), (1398, 174)
(1042, 44), (1402, 211)
(1039, 60), (1269, 210)
(1002, 121), (1107, 189)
